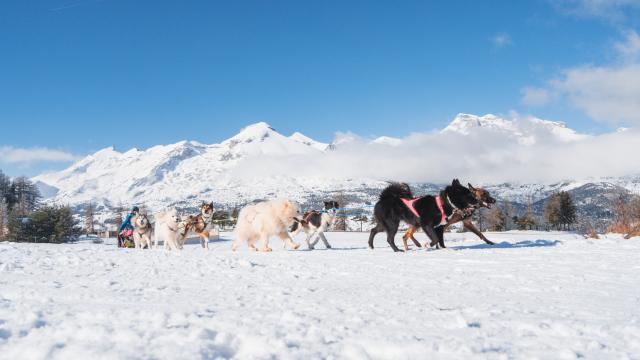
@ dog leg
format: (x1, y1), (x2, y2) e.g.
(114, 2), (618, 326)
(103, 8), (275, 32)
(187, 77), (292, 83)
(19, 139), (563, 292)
(200, 231), (210, 250)
(305, 230), (315, 250)
(436, 226), (446, 249)
(422, 224), (441, 249)
(402, 234), (409, 251)
(410, 235), (422, 248)
(401, 227), (412, 250)
(317, 232), (331, 249)
(368, 223), (384, 250)
(259, 234), (272, 252)
(384, 221), (402, 252)
(309, 232), (320, 249)
(462, 219), (494, 245)
(279, 231), (300, 250)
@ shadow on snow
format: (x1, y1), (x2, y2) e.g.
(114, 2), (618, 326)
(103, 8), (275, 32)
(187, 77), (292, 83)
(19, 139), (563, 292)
(452, 239), (562, 251)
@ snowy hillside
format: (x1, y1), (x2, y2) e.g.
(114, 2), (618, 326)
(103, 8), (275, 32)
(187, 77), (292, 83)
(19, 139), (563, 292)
(32, 114), (640, 227)
(1, 232), (639, 358)
(33, 122), (384, 211)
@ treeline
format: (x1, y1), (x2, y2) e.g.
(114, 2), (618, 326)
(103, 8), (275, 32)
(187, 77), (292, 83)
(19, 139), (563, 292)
(0, 170), (79, 243)
(472, 191), (577, 232)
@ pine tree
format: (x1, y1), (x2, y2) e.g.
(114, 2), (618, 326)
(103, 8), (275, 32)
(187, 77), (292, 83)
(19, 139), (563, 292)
(545, 192), (562, 230)
(0, 170), (15, 210)
(84, 202), (95, 235)
(11, 177), (41, 215)
(7, 208), (28, 242)
(559, 191), (577, 230)
(0, 197), (7, 240)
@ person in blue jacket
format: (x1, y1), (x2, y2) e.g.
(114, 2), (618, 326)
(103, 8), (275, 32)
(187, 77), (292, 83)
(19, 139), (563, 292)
(118, 206), (139, 247)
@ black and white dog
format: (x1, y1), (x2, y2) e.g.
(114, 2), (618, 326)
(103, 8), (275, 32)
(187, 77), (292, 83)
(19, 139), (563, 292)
(368, 179), (478, 252)
(290, 201), (339, 249)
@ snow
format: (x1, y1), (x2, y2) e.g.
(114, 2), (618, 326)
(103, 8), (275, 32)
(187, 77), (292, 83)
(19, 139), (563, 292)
(371, 136), (403, 146)
(30, 115), (640, 217)
(289, 132), (329, 151)
(1, 231), (639, 359)
(442, 113), (587, 144)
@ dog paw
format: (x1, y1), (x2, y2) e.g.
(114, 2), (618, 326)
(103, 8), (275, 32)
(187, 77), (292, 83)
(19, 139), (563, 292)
(326, 245), (331, 249)
(292, 243), (300, 250)
(261, 247), (273, 252)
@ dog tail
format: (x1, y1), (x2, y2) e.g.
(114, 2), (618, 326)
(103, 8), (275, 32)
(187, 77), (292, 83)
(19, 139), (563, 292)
(379, 182), (413, 201)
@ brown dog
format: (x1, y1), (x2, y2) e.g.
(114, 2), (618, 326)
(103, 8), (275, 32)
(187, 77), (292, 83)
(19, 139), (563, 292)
(401, 184), (496, 250)
(181, 202), (215, 249)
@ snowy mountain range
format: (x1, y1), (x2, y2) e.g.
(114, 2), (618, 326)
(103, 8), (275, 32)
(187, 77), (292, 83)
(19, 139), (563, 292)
(33, 113), (640, 229)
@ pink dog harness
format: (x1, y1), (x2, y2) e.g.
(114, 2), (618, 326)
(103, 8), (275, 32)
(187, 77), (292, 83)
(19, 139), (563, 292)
(401, 196), (447, 226)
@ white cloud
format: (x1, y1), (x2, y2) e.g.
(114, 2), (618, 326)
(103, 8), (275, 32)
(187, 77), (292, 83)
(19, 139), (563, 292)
(0, 146), (78, 164)
(230, 116), (640, 185)
(521, 87), (553, 106)
(614, 30), (640, 61)
(491, 33), (512, 47)
(521, 30), (640, 126)
(551, 0), (640, 22)
(550, 64), (640, 124)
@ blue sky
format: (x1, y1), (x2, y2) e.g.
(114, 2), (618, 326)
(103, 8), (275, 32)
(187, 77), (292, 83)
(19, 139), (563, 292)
(1, 0), (640, 176)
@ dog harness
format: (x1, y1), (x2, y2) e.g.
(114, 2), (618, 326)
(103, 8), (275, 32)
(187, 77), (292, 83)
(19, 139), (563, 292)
(401, 196), (448, 226)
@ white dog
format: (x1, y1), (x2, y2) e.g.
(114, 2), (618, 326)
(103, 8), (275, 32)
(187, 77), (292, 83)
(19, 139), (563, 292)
(132, 214), (152, 249)
(153, 209), (185, 251)
(232, 199), (302, 252)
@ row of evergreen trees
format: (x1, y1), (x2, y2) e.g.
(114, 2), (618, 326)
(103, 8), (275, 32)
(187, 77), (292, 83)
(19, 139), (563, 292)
(469, 191), (577, 232)
(0, 170), (79, 243)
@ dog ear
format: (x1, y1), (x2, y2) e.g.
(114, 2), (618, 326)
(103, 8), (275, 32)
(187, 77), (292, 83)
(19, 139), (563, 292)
(209, 202), (213, 208)
(468, 183), (476, 191)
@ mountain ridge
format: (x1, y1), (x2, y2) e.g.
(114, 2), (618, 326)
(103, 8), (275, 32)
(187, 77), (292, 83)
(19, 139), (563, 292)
(32, 114), (639, 231)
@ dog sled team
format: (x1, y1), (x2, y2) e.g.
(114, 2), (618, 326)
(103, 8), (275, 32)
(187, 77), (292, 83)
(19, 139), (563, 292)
(118, 179), (497, 253)
(118, 202), (216, 250)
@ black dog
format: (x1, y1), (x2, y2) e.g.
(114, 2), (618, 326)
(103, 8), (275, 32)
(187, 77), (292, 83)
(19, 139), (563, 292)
(368, 179), (478, 252)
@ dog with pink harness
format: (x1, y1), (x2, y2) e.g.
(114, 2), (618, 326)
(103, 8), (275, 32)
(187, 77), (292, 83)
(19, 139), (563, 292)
(369, 180), (479, 252)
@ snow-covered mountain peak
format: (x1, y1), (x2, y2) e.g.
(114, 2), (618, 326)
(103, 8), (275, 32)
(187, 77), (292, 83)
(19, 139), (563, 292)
(444, 113), (517, 135)
(289, 132), (329, 151)
(224, 122), (278, 146)
(442, 113), (586, 144)
(372, 136), (402, 146)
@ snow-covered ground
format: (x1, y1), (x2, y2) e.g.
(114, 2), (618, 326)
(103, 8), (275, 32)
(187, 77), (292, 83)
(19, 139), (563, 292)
(1, 231), (639, 359)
